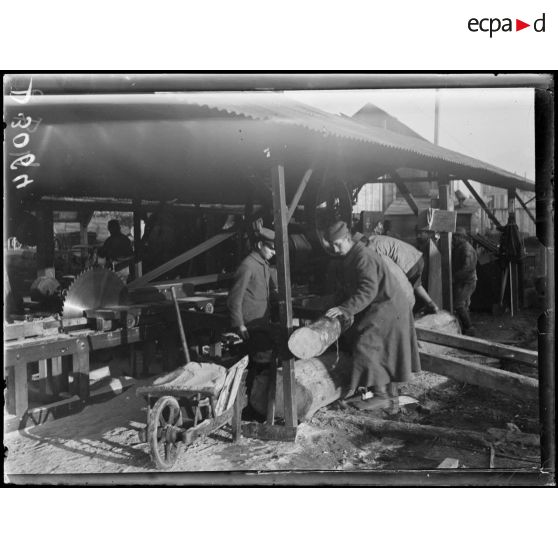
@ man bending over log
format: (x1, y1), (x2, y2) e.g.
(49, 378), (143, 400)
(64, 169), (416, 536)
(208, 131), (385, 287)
(353, 230), (439, 314)
(325, 221), (421, 411)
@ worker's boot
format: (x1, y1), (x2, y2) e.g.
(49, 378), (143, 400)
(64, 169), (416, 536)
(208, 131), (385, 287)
(352, 383), (396, 411)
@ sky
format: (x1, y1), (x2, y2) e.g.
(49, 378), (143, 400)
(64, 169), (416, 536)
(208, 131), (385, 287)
(285, 88), (535, 182)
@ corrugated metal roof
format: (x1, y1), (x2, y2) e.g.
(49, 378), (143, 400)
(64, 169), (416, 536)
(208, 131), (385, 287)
(5, 91), (535, 195)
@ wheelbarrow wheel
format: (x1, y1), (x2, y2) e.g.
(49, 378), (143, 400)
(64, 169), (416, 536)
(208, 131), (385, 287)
(147, 396), (183, 470)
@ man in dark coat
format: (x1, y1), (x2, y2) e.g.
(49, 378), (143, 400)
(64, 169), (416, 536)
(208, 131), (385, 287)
(227, 227), (277, 354)
(98, 219), (134, 280)
(452, 227), (478, 336)
(325, 221), (421, 411)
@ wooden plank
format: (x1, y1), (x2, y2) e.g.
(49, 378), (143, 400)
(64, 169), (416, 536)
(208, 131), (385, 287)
(462, 179), (503, 230)
(128, 231), (236, 289)
(241, 422), (298, 442)
(287, 168), (313, 222)
(5, 336), (78, 367)
(390, 170), (420, 216)
(419, 351), (539, 400)
(416, 327), (538, 368)
(438, 181), (453, 312)
(271, 161), (298, 428)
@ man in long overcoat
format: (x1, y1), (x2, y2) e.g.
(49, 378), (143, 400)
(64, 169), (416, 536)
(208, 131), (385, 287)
(325, 221), (421, 411)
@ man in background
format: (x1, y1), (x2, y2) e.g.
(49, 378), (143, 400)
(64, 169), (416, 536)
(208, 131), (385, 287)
(452, 226), (478, 336)
(98, 219), (134, 281)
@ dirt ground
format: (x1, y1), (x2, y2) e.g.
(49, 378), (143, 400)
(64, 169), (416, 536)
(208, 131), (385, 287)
(4, 308), (542, 478)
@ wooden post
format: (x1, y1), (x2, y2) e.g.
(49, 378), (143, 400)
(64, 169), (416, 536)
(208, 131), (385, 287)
(438, 179), (453, 312)
(133, 198), (143, 280)
(508, 190), (519, 316)
(6, 363), (28, 417)
(535, 86), (554, 472)
(74, 338), (90, 400)
(36, 207), (55, 278)
(271, 160), (298, 428)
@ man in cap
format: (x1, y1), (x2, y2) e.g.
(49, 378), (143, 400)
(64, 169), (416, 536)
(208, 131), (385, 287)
(227, 226), (277, 350)
(325, 221), (421, 411)
(452, 226), (478, 336)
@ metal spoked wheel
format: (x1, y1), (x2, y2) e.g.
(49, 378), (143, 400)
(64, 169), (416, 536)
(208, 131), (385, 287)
(147, 396), (183, 470)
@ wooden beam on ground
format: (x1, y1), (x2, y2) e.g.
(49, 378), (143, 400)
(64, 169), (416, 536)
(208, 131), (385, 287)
(416, 327), (538, 368)
(271, 160), (298, 428)
(127, 231), (237, 289)
(419, 351), (539, 400)
(438, 179), (453, 312)
(461, 179), (504, 230)
(390, 170), (420, 216)
(287, 168), (313, 222)
(335, 414), (539, 450)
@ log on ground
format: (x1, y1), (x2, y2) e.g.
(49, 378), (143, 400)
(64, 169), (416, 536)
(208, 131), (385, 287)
(251, 351), (352, 421)
(334, 413), (540, 449)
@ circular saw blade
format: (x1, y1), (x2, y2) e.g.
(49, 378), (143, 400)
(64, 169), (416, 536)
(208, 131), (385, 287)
(62, 268), (128, 319)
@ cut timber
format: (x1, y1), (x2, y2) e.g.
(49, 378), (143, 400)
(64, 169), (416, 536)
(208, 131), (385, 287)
(416, 327), (538, 368)
(288, 316), (344, 359)
(437, 458), (460, 468)
(335, 414), (540, 449)
(251, 351), (352, 421)
(419, 352), (538, 400)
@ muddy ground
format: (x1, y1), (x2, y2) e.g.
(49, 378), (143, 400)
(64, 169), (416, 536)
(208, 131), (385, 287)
(4, 308), (542, 478)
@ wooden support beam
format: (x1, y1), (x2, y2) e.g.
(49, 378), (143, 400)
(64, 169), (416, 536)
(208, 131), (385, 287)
(438, 180), (453, 312)
(127, 230), (236, 289)
(514, 191), (536, 225)
(271, 161), (298, 428)
(419, 351), (538, 400)
(6, 364), (29, 416)
(389, 170), (420, 216)
(535, 87), (555, 473)
(416, 327), (538, 368)
(287, 168), (313, 222)
(461, 179), (503, 230)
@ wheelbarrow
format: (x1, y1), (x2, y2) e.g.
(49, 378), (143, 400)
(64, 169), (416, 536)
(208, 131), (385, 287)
(137, 355), (249, 469)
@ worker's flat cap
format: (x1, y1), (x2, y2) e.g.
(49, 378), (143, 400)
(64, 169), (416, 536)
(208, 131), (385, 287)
(327, 221), (349, 242)
(256, 227), (275, 242)
(455, 226), (468, 235)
